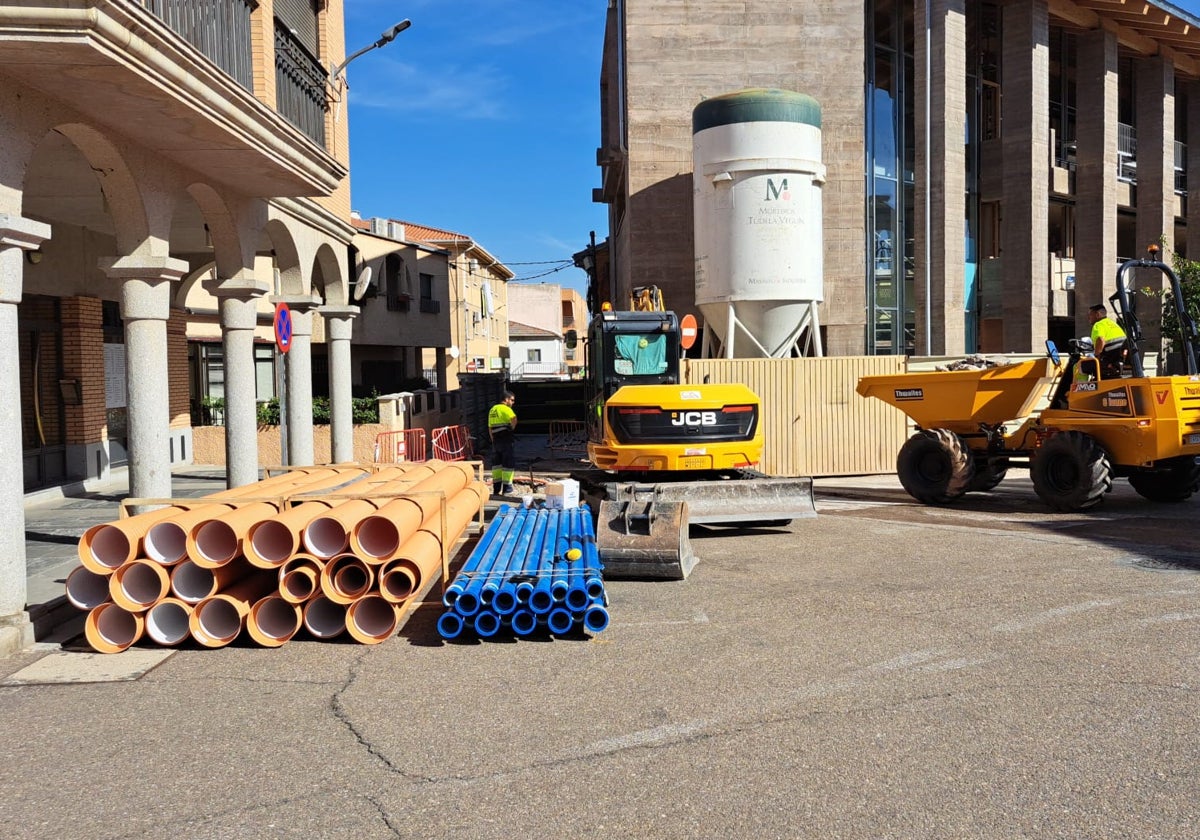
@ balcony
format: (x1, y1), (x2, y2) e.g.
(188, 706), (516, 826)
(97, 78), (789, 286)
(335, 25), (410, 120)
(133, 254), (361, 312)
(419, 298), (441, 314)
(275, 23), (326, 146)
(0, 1), (343, 197)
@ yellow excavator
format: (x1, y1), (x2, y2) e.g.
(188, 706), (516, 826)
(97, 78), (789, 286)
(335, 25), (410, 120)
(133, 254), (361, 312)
(576, 287), (816, 579)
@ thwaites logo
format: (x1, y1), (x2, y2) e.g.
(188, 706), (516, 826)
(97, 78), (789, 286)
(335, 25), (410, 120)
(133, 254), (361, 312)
(1103, 392), (1129, 410)
(894, 388), (924, 401)
(1186, 385), (1200, 397)
(765, 177), (791, 201)
(671, 411), (718, 427)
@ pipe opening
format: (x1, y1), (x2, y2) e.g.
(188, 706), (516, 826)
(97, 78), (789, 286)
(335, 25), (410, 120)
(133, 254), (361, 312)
(251, 598), (301, 643)
(355, 518), (400, 559)
(474, 611), (501, 638)
(195, 598), (242, 644)
(114, 563), (168, 609)
(455, 592), (480, 617)
(380, 568), (416, 602)
(565, 586), (590, 612)
(83, 525), (132, 570)
(547, 608), (574, 635)
(583, 605), (610, 634)
(66, 567), (111, 610)
(529, 590), (553, 614)
(95, 604), (139, 645)
(334, 565), (371, 599)
(304, 597), (346, 639)
(194, 522), (238, 566)
(171, 561), (216, 603)
(437, 611), (464, 639)
(304, 518), (350, 558)
(280, 569), (316, 603)
(348, 597), (397, 639)
(511, 609), (537, 635)
(144, 522), (187, 565)
(493, 590), (517, 615)
(145, 601), (191, 645)
(248, 521), (296, 566)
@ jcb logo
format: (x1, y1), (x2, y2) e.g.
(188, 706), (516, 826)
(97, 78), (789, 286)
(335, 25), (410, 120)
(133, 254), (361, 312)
(672, 411), (718, 427)
(765, 177), (790, 201)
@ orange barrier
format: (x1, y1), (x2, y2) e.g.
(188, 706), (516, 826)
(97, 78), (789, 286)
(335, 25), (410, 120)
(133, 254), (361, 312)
(374, 429), (428, 463)
(430, 424), (474, 461)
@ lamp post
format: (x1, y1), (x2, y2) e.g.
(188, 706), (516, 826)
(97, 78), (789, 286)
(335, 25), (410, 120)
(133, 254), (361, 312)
(330, 19), (411, 83)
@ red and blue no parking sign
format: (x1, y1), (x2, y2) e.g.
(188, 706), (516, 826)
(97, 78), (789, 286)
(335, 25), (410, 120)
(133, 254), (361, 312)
(274, 303), (293, 353)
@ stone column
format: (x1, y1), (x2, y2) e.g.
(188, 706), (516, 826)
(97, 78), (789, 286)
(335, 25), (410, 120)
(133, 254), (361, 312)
(275, 295), (318, 467)
(436, 349), (449, 391)
(101, 256), (188, 502)
(205, 279), (269, 488)
(1074, 26), (1120, 335)
(0, 214), (50, 656)
(1000, 0), (1050, 352)
(1135, 54), (1176, 352)
(319, 305), (359, 463)
(914, 0), (968, 354)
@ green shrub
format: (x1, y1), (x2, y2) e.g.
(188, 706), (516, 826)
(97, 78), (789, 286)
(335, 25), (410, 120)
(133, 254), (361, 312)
(253, 394), (379, 426)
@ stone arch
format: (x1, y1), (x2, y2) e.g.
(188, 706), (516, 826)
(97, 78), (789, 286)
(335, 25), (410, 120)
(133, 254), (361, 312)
(47, 123), (151, 255)
(264, 218), (304, 295)
(183, 183), (247, 281)
(312, 242), (345, 305)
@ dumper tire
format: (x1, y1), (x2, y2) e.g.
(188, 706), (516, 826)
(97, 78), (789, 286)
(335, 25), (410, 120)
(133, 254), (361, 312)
(1030, 431), (1112, 511)
(967, 457), (1009, 493)
(1127, 457), (1200, 503)
(896, 429), (974, 504)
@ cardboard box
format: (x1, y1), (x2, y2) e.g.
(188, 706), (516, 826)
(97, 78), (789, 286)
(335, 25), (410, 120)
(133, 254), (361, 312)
(544, 478), (580, 510)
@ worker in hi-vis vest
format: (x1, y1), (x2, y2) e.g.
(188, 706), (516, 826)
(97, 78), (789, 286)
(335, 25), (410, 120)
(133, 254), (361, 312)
(1088, 303), (1127, 379)
(488, 390), (518, 496)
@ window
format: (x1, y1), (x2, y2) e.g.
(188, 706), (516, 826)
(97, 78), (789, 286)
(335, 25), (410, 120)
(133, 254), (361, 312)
(527, 348), (542, 363)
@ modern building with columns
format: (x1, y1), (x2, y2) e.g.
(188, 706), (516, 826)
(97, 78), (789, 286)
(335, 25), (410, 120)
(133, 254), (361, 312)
(596, 0), (1200, 358)
(0, 1), (366, 654)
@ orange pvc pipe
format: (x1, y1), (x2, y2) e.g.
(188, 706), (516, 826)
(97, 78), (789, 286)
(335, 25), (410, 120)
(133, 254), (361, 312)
(318, 553), (375, 604)
(345, 595), (402, 645)
(65, 565), (113, 611)
(170, 557), (254, 604)
(303, 595), (346, 639)
(78, 506), (179, 574)
(246, 595), (303, 647)
(85, 603), (145, 653)
(189, 571), (277, 648)
(350, 462), (475, 562)
(186, 501), (282, 568)
(384, 483), (487, 601)
(278, 554), (324, 604)
(144, 597), (193, 646)
(109, 559), (171, 612)
(244, 500), (332, 569)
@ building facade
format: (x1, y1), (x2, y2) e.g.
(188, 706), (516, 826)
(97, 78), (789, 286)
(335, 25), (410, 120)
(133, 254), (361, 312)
(596, 0), (1200, 358)
(0, 0), (365, 654)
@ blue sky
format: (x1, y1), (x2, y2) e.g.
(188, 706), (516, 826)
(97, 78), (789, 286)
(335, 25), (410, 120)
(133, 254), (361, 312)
(342, 1), (607, 298)
(343, 0), (1200, 299)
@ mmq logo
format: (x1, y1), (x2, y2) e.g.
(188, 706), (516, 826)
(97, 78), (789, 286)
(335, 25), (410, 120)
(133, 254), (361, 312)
(765, 177), (791, 201)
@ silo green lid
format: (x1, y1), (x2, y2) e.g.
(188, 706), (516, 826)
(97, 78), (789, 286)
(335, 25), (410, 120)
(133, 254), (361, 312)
(692, 88), (822, 133)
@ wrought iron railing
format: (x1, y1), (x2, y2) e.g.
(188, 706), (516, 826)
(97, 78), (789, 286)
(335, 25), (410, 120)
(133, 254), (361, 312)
(1176, 140), (1187, 195)
(1118, 122), (1137, 183)
(275, 22), (327, 146)
(144, 0), (255, 90)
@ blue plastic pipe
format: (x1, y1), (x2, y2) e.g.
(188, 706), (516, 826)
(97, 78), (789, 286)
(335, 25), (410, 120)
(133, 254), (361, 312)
(437, 610), (464, 640)
(529, 509), (560, 614)
(442, 504), (516, 609)
(474, 610), (502, 638)
(583, 603), (610, 634)
(511, 609), (537, 636)
(513, 510), (548, 606)
(494, 510), (544, 615)
(453, 508), (523, 618)
(483, 507), (537, 611)
(546, 606), (574, 635)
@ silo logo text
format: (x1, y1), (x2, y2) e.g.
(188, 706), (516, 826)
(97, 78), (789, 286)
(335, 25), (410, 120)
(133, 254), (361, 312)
(765, 178), (791, 201)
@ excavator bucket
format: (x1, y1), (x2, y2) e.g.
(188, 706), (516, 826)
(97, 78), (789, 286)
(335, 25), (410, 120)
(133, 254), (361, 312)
(596, 496), (696, 580)
(592, 477), (817, 579)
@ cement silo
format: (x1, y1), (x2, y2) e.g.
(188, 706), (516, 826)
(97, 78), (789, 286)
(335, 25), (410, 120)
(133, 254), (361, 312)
(692, 89), (825, 358)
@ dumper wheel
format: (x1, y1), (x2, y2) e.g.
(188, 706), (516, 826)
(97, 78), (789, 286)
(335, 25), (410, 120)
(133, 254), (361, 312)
(896, 429), (974, 504)
(1128, 457), (1200, 503)
(967, 457), (1009, 493)
(1031, 431), (1112, 511)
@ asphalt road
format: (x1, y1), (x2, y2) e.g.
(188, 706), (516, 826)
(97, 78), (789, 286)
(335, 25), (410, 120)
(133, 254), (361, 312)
(3, 474), (1199, 839)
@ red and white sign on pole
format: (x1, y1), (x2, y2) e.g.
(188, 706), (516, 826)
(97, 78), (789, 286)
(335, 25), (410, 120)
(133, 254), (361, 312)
(466, 359), (478, 373)
(679, 313), (699, 351)
(274, 303), (293, 354)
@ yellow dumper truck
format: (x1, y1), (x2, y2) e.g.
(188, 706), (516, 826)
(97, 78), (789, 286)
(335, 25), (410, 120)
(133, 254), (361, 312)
(857, 247), (1200, 511)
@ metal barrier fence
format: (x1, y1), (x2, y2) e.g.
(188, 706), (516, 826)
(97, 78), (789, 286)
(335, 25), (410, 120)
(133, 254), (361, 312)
(431, 424), (474, 461)
(547, 420), (587, 453)
(373, 429), (427, 463)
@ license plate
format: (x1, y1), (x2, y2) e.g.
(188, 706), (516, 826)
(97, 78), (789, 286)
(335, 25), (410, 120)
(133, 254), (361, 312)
(681, 456), (708, 470)
(1186, 434), (1200, 446)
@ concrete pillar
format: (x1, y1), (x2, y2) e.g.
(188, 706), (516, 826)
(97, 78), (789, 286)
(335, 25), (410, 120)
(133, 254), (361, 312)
(320, 305), (358, 463)
(1000, 0), (1050, 352)
(205, 279), (269, 488)
(101, 256), (188, 502)
(1134, 54), (1176, 353)
(0, 214), (51, 656)
(914, 0), (968, 355)
(1188, 80), (1200, 260)
(276, 295), (318, 467)
(1074, 26), (1120, 335)
(436, 349), (449, 391)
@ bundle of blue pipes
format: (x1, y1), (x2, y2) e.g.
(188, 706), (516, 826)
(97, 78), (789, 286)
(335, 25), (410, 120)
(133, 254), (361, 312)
(438, 503), (609, 640)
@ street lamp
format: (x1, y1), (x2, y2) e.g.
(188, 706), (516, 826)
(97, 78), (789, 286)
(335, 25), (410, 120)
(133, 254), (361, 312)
(330, 19), (411, 83)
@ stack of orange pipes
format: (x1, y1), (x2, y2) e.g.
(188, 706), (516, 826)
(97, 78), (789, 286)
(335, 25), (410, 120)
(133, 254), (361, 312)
(67, 461), (486, 652)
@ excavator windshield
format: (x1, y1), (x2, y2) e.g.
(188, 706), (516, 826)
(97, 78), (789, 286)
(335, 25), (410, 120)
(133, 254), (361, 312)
(612, 333), (669, 376)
